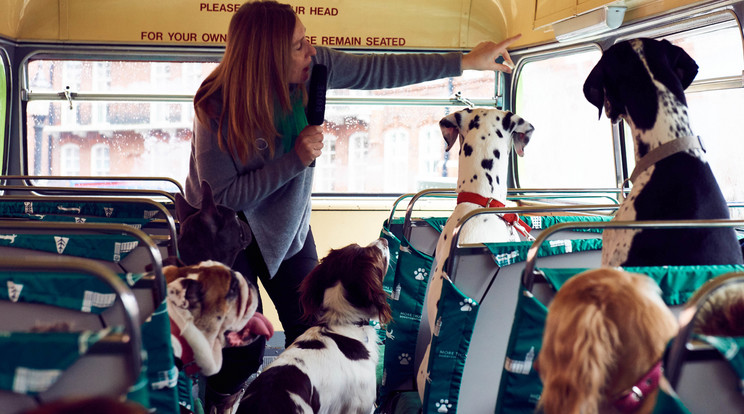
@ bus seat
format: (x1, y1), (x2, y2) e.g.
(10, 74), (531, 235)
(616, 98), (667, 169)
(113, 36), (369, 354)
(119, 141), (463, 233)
(492, 264), (744, 414)
(424, 238), (603, 414)
(0, 222), (178, 413)
(0, 221), (165, 308)
(665, 272), (744, 414)
(0, 256), (142, 414)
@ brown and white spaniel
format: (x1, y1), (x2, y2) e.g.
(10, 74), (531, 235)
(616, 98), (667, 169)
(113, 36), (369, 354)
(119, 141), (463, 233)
(240, 238), (391, 414)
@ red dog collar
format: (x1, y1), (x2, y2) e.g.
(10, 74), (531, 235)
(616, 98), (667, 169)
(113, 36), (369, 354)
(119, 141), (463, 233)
(612, 361), (662, 413)
(456, 192), (532, 237)
(170, 317), (200, 376)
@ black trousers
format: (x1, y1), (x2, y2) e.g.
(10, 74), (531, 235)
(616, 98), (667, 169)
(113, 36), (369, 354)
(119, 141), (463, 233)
(205, 227), (318, 394)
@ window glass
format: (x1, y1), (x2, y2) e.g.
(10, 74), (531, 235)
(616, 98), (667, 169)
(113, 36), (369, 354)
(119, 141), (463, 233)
(664, 25), (744, 212)
(26, 58), (493, 194)
(514, 48), (615, 188)
(314, 134), (338, 192)
(687, 88), (744, 215)
(26, 59), (215, 190)
(27, 60), (214, 94)
(316, 105), (465, 193)
(327, 69), (494, 100)
(26, 99), (194, 185)
(59, 143), (80, 176)
(383, 129), (410, 193)
(90, 143), (110, 176)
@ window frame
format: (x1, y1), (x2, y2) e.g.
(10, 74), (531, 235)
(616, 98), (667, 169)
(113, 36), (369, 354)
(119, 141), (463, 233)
(0, 47), (8, 175)
(20, 46), (501, 197)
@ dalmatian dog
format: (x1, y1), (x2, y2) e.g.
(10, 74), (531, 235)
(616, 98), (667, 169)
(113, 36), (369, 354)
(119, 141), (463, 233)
(415, 107), (535, 400)
(584, 38), (743, 266)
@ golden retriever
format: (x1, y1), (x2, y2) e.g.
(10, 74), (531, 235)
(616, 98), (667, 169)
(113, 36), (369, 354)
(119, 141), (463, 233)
(537, 268), (678, 414)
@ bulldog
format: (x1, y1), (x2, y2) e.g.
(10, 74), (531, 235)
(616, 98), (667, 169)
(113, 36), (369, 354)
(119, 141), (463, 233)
(165, 260), (273, 376)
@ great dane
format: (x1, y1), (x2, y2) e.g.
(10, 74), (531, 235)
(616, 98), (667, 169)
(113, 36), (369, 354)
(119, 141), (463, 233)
(584, 38), (743, 266)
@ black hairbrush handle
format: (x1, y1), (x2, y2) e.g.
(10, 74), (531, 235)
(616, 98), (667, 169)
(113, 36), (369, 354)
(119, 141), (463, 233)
(306, 64), (327, 167)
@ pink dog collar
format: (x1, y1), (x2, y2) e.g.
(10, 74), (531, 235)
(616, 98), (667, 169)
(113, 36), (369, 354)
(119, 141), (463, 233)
(612, 361), (662, 412)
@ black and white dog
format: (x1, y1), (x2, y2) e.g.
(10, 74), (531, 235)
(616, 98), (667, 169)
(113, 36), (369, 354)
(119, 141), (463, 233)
(417, 108), (535, 399)
(239, 238), (391, 414)
(583, 38), (743, 267)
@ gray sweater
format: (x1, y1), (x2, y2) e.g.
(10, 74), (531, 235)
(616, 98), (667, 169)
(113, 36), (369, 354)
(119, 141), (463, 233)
(185, 46), (463, 277)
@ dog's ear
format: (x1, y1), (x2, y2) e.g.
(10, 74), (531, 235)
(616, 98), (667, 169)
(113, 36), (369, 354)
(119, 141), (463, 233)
(665, 40), (698, 89)
(583, 64), (606, 121)
(199, 181), (220, 227)
(646, 39), (698, 105)
(164, 264), (185, 284)
(346, 246), (392, 324)
(175, 193), (198, 223)
(299, 261), (327, 323)
(439, 111), (464, 151)
(539, 303), (619, 414)
(506, 113), (534, 157)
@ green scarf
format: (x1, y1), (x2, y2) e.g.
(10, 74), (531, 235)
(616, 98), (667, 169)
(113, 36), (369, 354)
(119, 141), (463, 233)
(275, 90), (308, 154)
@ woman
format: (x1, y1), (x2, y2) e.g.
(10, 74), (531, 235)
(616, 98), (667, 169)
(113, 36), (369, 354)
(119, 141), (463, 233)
(185, 1), (520, 411)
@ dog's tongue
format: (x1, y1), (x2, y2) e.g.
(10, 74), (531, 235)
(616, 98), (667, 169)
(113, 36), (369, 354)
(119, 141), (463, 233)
(226, 312), (274, 347)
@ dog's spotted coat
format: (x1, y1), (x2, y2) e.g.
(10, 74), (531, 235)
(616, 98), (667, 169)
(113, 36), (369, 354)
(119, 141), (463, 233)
(584, 38), (743, 266)
(416, 108), (535, 399)
(240, 239), (391, 414)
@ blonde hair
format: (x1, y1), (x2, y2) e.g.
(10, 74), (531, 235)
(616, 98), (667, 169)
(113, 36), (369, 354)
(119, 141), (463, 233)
(194, 1), (298, 161)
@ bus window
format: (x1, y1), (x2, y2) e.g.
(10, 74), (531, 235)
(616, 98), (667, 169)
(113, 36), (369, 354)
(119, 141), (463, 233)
(513, 47), (615, 189)
(316, 69), (496, 194)
(24, 57), (218, 189)
(24, 55), (495, 194)
(622, 17), (744, 212)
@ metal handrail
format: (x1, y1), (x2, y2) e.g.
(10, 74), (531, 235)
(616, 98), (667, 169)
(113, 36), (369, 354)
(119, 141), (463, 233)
(0, 185), (176, 203)
(445, 204), (618, 277)
(521, 219), (744, 290)
(386, 193), (415, 230)
(0, 175), (183, 195)
(401, 188), (632, 241)
(402, 188), (459, 241)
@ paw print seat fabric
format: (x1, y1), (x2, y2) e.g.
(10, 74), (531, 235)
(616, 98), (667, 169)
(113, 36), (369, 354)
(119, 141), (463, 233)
(421, 276), (479, 413)
(379, 235), (434, 403)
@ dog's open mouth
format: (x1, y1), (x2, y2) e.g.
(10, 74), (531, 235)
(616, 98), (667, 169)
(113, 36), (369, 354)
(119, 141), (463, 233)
(225, 312), (274, 347)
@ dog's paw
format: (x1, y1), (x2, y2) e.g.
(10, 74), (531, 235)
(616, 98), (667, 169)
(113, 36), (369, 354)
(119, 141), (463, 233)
(436, 399), (452, 413)
(398, 353), (412, 365)
(386, 329), (395, 340)
(460, 298), (475, 311)
(414, 268), (428, 281)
